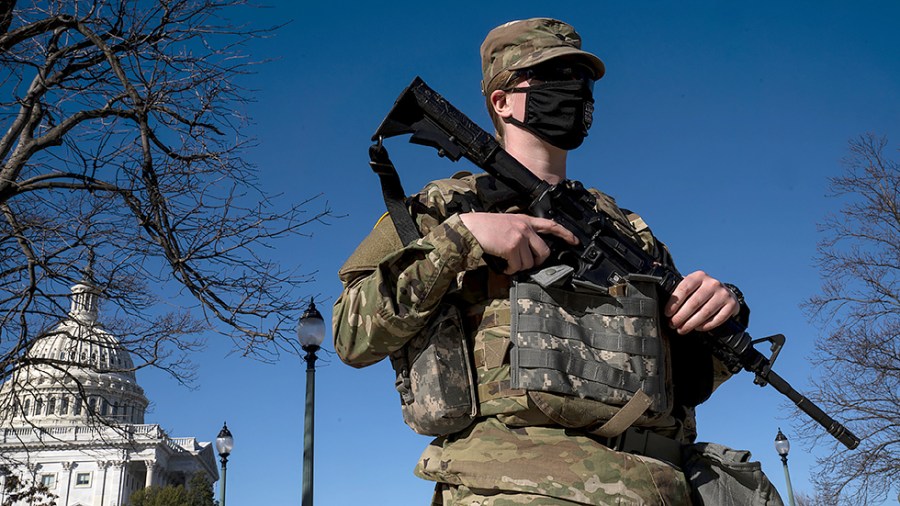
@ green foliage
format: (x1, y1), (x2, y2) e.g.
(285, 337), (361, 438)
(0, 465), (57, 506)
(127, 472), (215, 506)
(129, 485), (188, 506)
(186, 472), (216, 506)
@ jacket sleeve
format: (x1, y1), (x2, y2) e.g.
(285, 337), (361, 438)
(332, 182), (485, 368)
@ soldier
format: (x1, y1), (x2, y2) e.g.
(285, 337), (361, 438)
(334, 18), (756, 505)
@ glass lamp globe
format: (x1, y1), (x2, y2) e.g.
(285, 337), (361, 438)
(297, 300), (326, 348)
(216, 422), (234, 458)
(774, 428), (790, 457)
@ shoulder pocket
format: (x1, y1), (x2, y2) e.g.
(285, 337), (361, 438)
(339, 215), (404, 281)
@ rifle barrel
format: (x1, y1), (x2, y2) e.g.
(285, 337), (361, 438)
(765, 370), (860, 449)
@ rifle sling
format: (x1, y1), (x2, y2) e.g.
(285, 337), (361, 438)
(369, 143), (421, 407)
(369, 143), (420, 246)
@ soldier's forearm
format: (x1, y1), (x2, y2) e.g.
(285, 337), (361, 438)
(333, 215), (484, 366)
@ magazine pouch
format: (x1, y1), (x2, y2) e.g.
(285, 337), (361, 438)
(391, 303), (477, 436)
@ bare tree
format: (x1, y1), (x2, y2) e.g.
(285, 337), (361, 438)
(0, 0), (332, 422)
(800, 133), (899, 505)
(794, 491), (832, 506)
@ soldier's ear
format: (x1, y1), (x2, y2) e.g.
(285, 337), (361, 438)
(489, 89), (513, 119)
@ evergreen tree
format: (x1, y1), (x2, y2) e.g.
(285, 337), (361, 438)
(186, 472), (216, 506)
(128, 473), (214, 506)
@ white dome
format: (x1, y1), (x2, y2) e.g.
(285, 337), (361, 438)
(0, 283), (149, 428)
(28, 320), (137, 380)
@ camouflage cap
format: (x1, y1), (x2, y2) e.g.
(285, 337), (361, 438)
(480, 18), (605, 94)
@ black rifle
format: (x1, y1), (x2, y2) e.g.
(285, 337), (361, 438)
(370, 76), (860, 450)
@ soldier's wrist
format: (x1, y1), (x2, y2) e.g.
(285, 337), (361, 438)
(723, 283), (750, 326)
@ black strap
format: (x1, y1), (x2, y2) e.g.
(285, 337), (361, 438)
(369, 141), (420, 246)
(369, 140), (420, 406)
(593, 426), (684, 468)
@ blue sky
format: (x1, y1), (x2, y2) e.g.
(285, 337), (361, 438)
(130, 1), (899, 504)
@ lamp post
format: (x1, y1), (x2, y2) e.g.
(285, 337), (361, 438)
(297, 299), (326, 506)
(775, 428), (796, 506)
(215, 422), (234, 506)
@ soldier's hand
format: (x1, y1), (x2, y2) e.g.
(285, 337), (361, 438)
(460, 212), (578, 274)
(664, 270), (740, 335)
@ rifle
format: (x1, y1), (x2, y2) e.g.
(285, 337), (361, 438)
(369, 76), (860, 450)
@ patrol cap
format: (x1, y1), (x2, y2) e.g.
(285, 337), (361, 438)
(480, 17), (606, 94)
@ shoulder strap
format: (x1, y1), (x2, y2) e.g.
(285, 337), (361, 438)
(366, 143), (430, 409)
(369, 143), (420, 246)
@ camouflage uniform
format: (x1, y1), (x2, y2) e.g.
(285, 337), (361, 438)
(333, 173), (733, 505)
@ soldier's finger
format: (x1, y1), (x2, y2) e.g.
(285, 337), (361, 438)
(666, 278), (698, 318)
(694, 303), (734, 333)
(503, 241), (527, 274)
(518, 240), (536, 272)
(528, 217), (579, 245)
(671, 285), (716, 331)
(697, 290), (739, 331)
(528, 232), (552, 265)
(674, 297), (717, 334)
(503, 253), (520, 275)
(666, 270), (713, 317)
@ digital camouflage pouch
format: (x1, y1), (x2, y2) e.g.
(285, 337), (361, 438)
(391, 303), (478, 436)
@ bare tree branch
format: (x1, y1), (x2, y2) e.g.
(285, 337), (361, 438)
(0, 0), (335, 438)
(799, 133), (900, 505)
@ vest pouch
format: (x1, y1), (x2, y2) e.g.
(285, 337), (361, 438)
(682, 442), (785, 506)
(391, 303), (477, 436)
(509, 275), (671, 429)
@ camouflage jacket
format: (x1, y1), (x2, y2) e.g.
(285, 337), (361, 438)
(333, 173), (733, 504)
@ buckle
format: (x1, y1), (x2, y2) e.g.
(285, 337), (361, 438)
(593, 427), (684, 468)
(618, 427), (652, 455)
(595, 432), (626, 452)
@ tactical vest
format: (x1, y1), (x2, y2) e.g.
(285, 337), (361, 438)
(468, 269), (678, 437)
(344, 173), (686, 438)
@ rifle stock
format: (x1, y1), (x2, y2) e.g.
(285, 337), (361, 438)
(372, 76), (860, 450)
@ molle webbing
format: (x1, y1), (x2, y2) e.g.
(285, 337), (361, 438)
(478, 379), (525, 402)
(516, 284), (660, 356)
(513, 282), (657, 319)
(510, 279), (668, 413)
(513, 349), (657, 398)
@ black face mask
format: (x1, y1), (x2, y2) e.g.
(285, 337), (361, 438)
(502, 79), (595, 150)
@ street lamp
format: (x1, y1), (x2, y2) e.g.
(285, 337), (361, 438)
(215, 422), (234, 506)
(297, 299), (326, 506)
(775, 428), (796, 506)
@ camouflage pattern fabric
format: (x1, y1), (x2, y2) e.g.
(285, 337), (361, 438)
(509, 278), (672, 425)
(397, 302), (478, 436)
(334, 211), (483, 367)
(437, 485), (589, 505)
(334, 173), (518, 368)
(418, 417), (692, 505)
(480, 18), (606, 94)
(333, 173), (725, 504)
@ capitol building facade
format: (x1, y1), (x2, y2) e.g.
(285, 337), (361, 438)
(0, 283), (218, 506)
